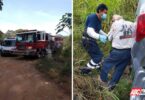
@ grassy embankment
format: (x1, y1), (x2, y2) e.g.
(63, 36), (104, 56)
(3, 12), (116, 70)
(36, 36), (71, 94)
(73, 0), (137, 99)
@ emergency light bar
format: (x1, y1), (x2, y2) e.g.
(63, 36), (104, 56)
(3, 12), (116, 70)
(136, 13), (145, 42)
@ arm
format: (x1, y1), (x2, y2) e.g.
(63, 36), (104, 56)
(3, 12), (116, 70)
(108, 30), (113, 41)
(86, 15), (100, 39)
(108, 22), (117, 41)
(87, 27), (100, 39)
(99, 30), (107, 36)
(86, 15), (107, 41)
(87, 27), (107, 43)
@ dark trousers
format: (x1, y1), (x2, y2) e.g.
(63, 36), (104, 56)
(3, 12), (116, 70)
(82, 39), (103, 64)
(100, 48), (131, 85)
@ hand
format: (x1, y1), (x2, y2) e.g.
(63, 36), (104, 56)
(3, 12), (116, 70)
(99, 30), (108, 36)
(99, 35), (107, 43)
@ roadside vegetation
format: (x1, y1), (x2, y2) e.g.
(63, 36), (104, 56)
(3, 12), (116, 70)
(73, 0), (137, 99)
(36, 13), (72, 94)
(36, 36), (71, 94)
(0, 0), (3, 11)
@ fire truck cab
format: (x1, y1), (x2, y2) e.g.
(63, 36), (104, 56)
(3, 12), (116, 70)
(1, 38), (16, 56)
(15, 30), (52, 58)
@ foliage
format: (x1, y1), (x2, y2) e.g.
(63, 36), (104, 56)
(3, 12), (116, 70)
(0, 30), (4, 40)
(35, 37), (71, 94)
(73, 0), (137, 99)
(56, 13), (72, 34)
(0, 0), (3, 11)
(2, 29), (37, 39)
(36, 36), (71, 81)
(61, 36), (71, 76)
(55, 13), (72, 75)
(4, 30), (17, 38)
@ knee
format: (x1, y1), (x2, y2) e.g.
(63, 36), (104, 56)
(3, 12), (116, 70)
(101, 65), (107, 73)
(93, 56), (103, 64)
(102, 63), (111, 73)
(100, 53), (103, 58)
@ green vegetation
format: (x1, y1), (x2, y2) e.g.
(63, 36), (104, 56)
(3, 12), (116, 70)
(0, 0), (3, 11)
(36, 12), (72, 86)
(56, 13), (72, 34)
(36, 36), (71, 93)
(0, 30), (4, 40)
(0, 29), (33, 39)
(74, 0), (137, 99)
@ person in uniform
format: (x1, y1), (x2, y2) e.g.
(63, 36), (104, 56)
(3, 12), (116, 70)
(80, 4), (108, 74)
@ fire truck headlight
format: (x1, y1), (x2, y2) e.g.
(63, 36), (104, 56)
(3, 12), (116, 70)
(27, 46), (32, 49)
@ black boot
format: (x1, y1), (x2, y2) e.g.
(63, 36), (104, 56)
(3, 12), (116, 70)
(80, 67), (92, 74)
(108, 83), (116, 91)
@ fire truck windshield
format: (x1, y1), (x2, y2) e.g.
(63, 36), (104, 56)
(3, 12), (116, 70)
(16, 33), (35, 43)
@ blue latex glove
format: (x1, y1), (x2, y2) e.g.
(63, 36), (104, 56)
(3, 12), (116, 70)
(99, 35), (107, 43)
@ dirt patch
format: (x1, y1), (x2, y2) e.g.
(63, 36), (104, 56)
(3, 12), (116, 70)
(0, 56), (70, 100)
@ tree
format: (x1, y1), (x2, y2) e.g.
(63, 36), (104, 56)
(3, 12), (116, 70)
(56, 13), (72, 34)
(0, 30), (4, 39)
(0, 0), (3, 11)
(5, 30), (17, 38)
(0, 0), (3, 39)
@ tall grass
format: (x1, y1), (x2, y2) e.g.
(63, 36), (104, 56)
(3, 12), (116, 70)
(73, 0), (137, 99)
(35, 36), (71, 93)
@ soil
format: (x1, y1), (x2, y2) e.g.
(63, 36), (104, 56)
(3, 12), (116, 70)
(0, 56), (70, 100)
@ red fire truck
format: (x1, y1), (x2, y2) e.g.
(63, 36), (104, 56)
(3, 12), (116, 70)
(14, 30), (52, 58)
(50, 35), (63, 54)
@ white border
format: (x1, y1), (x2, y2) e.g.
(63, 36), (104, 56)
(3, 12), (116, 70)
(71, 0), (74, 99)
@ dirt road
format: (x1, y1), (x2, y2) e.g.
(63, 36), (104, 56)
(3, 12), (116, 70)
(0, 56), (70, 100)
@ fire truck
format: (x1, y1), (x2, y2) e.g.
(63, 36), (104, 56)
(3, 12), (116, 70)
(50, 35), (63, 54)
(14, 30), (52, 58)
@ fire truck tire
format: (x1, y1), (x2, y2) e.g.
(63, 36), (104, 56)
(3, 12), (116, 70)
(23, 55), (29, 58)
(43, 49), (48, 55)
(42, 49), (47, 55)
(36, 52), (42, 58)
(1, 52), (5, 57)
(36, 49), (46, 58)
(41, 50), (45, 57)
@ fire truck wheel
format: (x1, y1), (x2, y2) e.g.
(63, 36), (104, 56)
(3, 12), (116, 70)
(41, 50), (47, 57)
(36, 50), (45, 58)
(36, 52), (41, 58)
(1, 52), (5, 57)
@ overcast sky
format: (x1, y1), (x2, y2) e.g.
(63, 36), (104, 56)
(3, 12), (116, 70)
(0, 0), (72, 35)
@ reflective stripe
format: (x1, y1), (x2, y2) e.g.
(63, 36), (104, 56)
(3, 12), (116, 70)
(90, 59), (97, 65)
(87, 63), (95, 69)
(87, 60), (101, 69)
(95, 64), (100, 68)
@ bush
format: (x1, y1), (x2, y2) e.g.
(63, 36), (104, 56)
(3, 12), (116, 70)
(36, 36), (71, 81)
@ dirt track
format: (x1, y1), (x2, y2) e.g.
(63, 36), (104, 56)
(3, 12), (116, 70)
(0, 56), (70, 100)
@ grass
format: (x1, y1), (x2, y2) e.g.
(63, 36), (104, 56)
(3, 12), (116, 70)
(36, 56), (69, 81)
(73, 0), (137, 99)
(74, 69), (132, 100)
(35, 36), (71, 93)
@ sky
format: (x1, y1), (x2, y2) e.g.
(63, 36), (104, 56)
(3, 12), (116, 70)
(0, 0), (72, 35)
